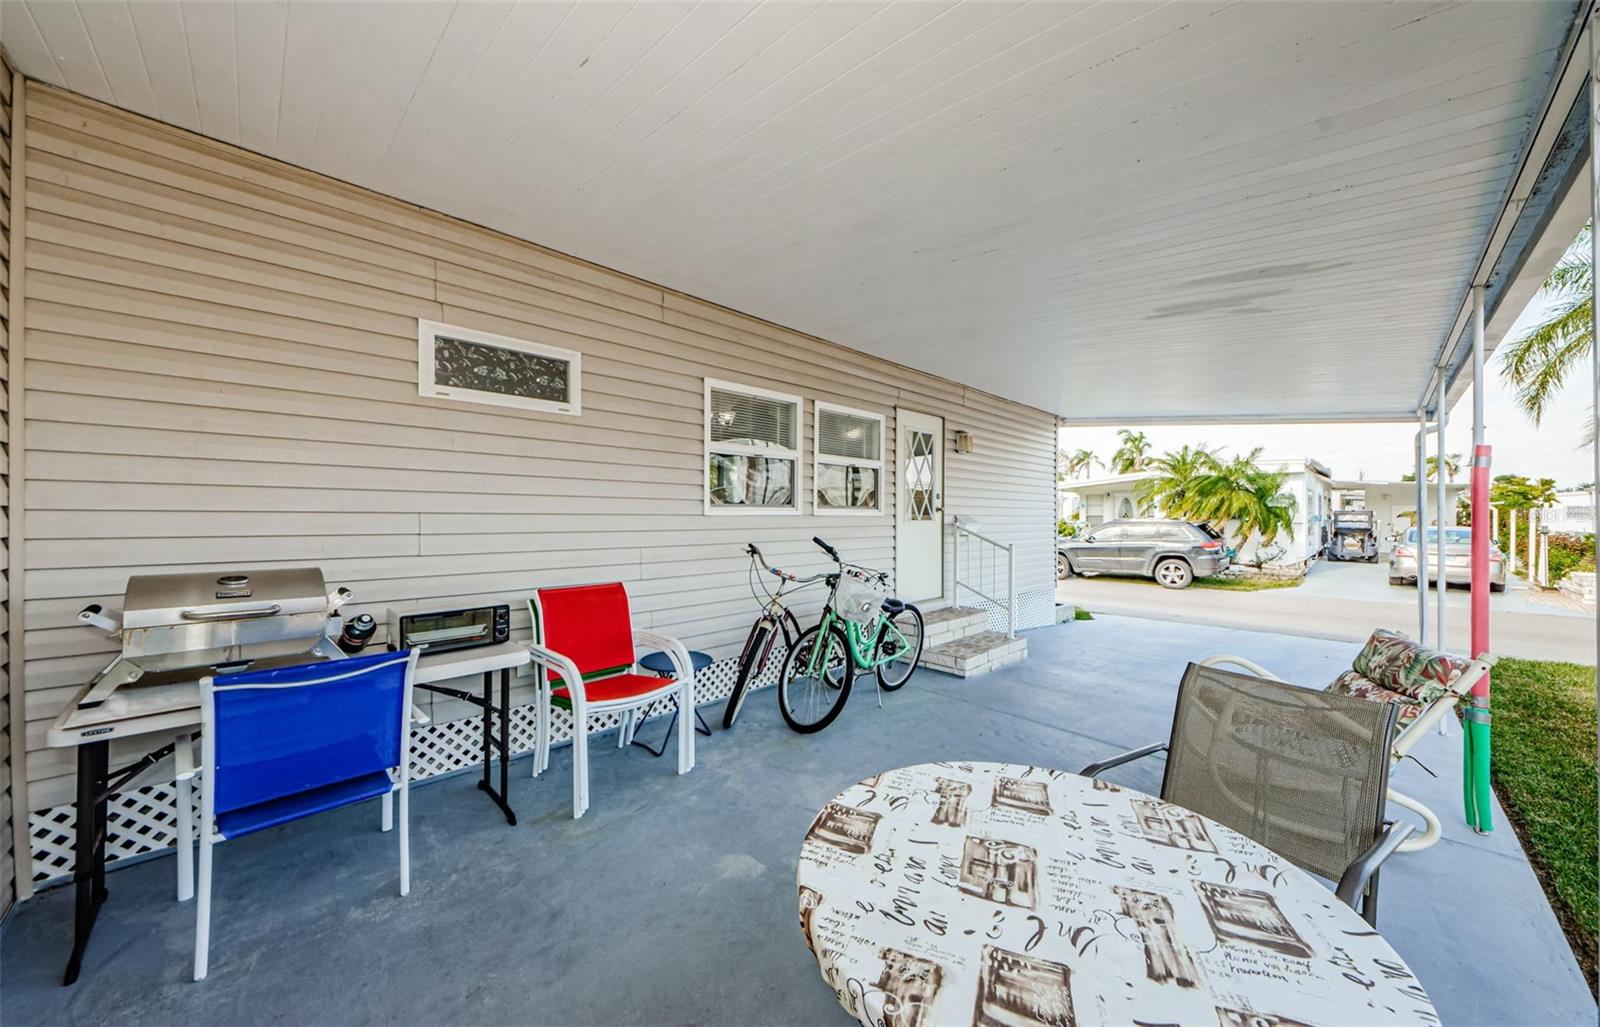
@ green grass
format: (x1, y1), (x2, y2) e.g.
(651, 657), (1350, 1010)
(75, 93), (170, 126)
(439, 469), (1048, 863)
(1488, 657), (1598, 978)
(1073, 608), (1094, 621)
(1077, 572), (1304, 592)
(1190, 575), (1303, 592)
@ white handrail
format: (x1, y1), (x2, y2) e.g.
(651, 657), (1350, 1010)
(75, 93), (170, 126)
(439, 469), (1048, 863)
(953, 516), (1016, 638)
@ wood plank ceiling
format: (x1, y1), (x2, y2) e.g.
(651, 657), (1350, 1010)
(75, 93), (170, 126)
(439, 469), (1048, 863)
(0, 1), (1578, 422)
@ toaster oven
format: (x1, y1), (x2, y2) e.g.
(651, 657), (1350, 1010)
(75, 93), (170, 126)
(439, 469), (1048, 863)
(387, 602), (511, 655)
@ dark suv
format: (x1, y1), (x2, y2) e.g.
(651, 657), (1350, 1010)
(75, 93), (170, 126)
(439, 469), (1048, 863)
(1058, 519), (1229, 589)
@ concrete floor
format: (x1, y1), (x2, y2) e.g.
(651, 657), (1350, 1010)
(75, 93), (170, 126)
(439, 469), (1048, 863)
(2, 616), (1593, 1026)
(1060, 560), (1598, 664)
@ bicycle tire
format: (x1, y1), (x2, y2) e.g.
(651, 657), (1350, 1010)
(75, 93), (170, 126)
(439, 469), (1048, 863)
(723, 620), (774, 728)
(778, 623), (855, 733)
(875, 604), (924, 691)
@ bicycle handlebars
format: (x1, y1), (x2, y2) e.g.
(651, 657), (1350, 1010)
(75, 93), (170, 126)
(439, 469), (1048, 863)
(749, 538), (887, 585)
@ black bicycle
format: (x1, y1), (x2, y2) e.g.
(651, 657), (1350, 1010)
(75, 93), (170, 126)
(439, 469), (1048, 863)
(721, 543), (809, 728)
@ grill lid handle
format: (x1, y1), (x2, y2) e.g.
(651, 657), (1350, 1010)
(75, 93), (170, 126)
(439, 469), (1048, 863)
(179, 604), (283, 622)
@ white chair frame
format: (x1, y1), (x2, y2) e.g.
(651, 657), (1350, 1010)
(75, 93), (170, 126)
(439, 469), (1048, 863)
(180, 649), (419, 982)
(1199, 651), (1496, 852)
(527, 628), (695, 819)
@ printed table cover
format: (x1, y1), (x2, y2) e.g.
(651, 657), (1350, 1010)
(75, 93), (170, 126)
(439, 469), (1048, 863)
(796, 762), (1436, 1027)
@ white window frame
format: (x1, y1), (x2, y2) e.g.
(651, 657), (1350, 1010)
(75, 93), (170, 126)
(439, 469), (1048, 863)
(813, 401), (886, 516)
(418, 319), (581, 415)
(704, 378), (803, 515)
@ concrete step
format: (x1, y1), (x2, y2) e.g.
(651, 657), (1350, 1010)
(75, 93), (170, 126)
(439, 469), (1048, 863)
(919, 631), (1028, 679)
(919, 606), (991, 647)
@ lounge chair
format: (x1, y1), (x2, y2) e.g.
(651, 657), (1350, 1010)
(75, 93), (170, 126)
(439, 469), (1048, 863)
(1198, 628), (1495, 851)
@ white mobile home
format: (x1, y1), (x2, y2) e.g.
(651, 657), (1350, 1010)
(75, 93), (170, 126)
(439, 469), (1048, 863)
(0, 83), (1060, 896)
(1062, 460), (1471, 569)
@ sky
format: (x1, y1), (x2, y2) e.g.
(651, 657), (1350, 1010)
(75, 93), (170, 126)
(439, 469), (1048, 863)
(1059, 289), (1595, 488)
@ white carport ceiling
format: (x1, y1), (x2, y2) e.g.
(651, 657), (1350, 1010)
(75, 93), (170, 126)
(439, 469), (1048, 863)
(1, 1), (1580, 422)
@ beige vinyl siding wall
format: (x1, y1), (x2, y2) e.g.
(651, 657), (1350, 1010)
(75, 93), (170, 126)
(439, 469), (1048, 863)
(0, 62), (15, 913)
(14, 83), (1056, 819)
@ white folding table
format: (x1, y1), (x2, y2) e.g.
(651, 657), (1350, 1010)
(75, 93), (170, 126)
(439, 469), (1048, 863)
(44, 641), (532, 985)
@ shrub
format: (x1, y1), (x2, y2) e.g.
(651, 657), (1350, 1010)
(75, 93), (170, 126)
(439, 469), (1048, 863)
(1545, 532), (1595, 583)
(1498, 524), (1596, 583)
(1058, 519), (1081, 538)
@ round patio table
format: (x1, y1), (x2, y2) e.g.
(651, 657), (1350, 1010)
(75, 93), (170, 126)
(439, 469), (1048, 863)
(796, 761), (1436, 1027)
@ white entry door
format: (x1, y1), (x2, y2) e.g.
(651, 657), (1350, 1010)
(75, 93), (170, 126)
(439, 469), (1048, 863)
(895, 409), (944, 602)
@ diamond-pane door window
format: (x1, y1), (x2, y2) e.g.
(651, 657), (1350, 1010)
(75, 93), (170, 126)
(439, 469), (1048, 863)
(907, 430), (935, 521)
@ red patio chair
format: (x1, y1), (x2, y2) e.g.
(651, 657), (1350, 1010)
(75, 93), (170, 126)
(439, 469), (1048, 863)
(527, 583), (695, 818)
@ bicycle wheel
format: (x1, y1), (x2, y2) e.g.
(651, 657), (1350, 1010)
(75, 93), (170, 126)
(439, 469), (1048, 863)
(875, 604), (924, 691)
(723, 619), (775, 729)
(778, 623), (855, 733)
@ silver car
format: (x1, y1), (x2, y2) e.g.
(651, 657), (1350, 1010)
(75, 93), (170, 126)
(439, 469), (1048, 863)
(1059, 519), (1230, 589)
(1388, 527), (1506, 592)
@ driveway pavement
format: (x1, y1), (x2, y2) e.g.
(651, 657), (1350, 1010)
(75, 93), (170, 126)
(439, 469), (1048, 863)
(1058, 559), (1597, 664)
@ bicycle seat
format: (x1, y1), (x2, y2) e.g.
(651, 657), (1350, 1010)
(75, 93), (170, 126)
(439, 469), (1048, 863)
(880, 597), (906, 615)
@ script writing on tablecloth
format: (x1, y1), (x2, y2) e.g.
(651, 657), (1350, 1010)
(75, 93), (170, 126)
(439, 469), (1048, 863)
(796, 762), (1438, 1027)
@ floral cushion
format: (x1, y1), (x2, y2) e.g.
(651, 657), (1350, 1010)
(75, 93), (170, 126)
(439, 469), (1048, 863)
(1326, 669), (1425, 729)
(1350, 628), (1464, 703)
(1324, 629), (1467, 730)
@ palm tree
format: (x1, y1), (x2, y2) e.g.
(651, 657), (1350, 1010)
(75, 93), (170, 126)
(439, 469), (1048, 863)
(1424, 453), (1462, 482)
(1136, 444), (1219, 518)
(1063, 448), (1103, 479)
(1191, 448), (1298, 549)
(1499, 224), (1593, 440)
(1111, 429), (1151, 474)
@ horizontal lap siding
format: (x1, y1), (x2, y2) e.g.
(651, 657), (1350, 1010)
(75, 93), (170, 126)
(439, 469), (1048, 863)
(17, 85), (1057, 811)
(1, 63), (14, 912)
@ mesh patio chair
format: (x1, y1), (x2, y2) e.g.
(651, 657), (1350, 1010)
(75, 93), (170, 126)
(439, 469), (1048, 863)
(527, 583), (695, 819)
(1199, 629), (1497, 851)
(1081, 662), (1410, 926)
(184, 649), (420, 981)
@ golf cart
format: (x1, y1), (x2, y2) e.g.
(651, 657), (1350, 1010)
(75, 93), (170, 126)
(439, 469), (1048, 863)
(1328, 509), (1379, 562)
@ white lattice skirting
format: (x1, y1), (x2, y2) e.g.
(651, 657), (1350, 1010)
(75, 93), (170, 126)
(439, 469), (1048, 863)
(953, 585), (1056, 634)
(30, 651), (784, 886)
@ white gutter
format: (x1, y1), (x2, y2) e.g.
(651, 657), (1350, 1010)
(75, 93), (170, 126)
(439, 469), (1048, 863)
(1419, 3), (1596, 418)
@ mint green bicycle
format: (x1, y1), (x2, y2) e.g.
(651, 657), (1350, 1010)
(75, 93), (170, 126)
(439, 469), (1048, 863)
(776, 537), (925, 733)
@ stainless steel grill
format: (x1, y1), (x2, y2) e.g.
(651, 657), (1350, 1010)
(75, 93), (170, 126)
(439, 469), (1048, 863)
(76, 567), (352, 708)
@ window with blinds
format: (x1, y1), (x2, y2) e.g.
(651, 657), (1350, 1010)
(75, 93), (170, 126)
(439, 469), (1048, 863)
(815, 402), (885, 514)
(705, 379), (802, 513)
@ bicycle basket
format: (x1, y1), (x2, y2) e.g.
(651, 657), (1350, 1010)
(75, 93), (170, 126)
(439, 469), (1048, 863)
(836, 572), (887, 626)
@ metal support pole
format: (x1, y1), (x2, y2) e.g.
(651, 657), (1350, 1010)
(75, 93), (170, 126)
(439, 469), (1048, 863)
(1415, 416), (1429, 641)
(1467, 283), (1493, 834)
(1006, 543), (1016, 639)
(1590, 13), (1600, 709)
(1420, 412), (1433, 633)
(1435, 405), (1448, 649)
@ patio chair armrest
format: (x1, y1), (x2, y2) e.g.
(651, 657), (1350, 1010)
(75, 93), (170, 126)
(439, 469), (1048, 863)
(1446, 654), (1498, 697)
(1198, 654), (1286, 681)
(1335, 820), (1417, 909)
(1079, 742), (1167, 779)
(525, 643), (588, 711)
(632, 628), (694, 681)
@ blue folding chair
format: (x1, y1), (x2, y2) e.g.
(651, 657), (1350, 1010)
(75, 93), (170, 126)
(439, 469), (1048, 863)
(187, 649), (419, 981)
